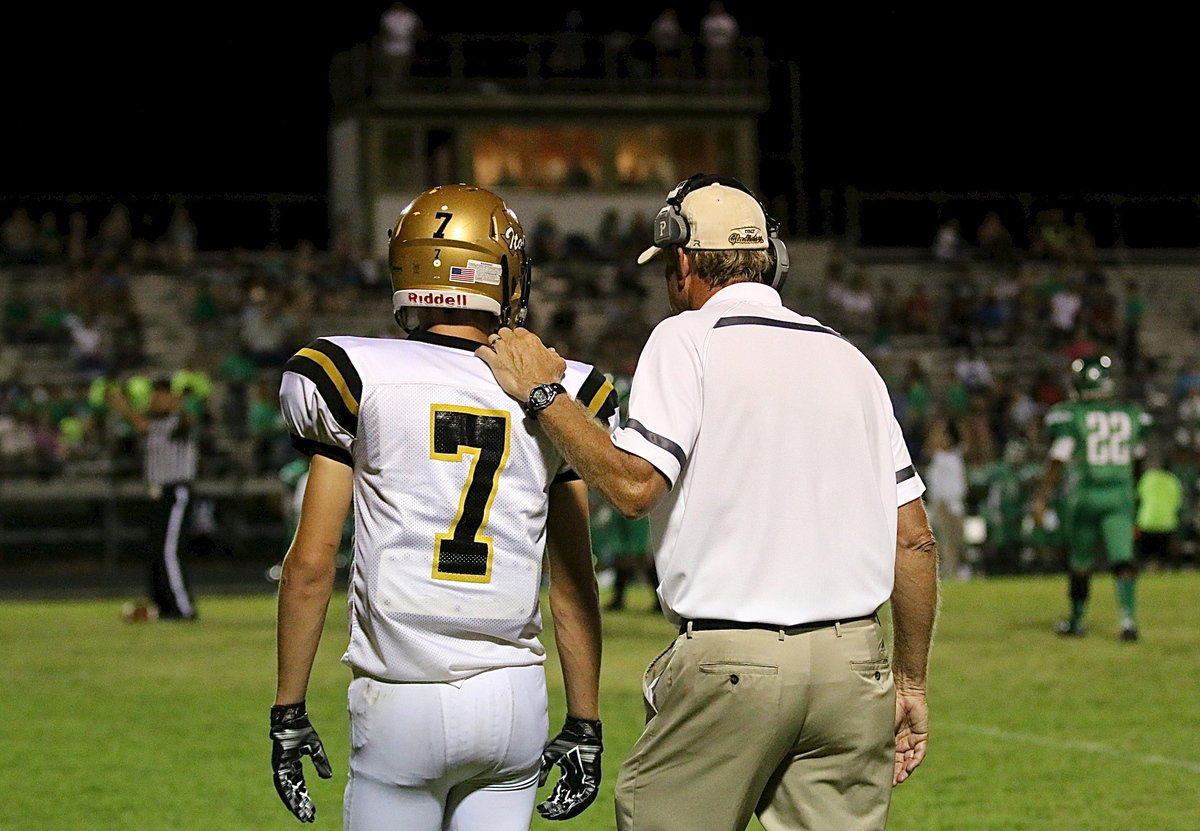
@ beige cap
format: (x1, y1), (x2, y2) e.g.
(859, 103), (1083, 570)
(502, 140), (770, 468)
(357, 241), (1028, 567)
(638, 183), (769, 265)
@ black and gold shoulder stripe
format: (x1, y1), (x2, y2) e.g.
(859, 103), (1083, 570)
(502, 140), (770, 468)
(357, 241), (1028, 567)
(578, 368), (619, 424)
(291, 436), (353, 468)
(285, 338), (363, 436)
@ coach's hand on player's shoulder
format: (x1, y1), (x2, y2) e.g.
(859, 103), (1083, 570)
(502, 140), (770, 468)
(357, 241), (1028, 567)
(893, 686), (929, 787)
(476, 327), (566, 403)
(536, 715), (603, 820)
(269, 701), (333, 823)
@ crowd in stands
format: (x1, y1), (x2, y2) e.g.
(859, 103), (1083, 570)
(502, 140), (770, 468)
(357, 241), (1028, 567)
(3, 200), (1199, 574)
(821, 209), (1200, 574)
(0, 201), (656, 486)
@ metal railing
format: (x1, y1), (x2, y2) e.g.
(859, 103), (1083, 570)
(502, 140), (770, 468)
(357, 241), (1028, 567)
(330, 33), (771, 102)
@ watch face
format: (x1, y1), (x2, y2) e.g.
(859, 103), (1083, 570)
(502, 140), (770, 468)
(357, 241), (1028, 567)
(528, 383), (563, 415)
(530, 385), (554, 408)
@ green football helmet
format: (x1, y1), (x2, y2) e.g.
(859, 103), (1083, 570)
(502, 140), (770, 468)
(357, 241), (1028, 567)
(1071, 354), (1115, 399)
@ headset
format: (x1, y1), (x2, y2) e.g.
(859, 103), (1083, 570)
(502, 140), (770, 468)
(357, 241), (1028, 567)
(652, 173), (790, 291)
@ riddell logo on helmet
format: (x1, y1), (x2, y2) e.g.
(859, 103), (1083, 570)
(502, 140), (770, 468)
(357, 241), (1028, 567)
(407, 291), (468, 306)
(728, 227), (765, 246)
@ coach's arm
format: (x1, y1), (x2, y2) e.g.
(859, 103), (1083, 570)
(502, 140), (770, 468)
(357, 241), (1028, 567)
(477, 328), (668, 519)
(891, 496), (939, 787)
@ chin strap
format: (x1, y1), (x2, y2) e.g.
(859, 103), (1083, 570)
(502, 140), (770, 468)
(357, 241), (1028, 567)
(395, 308), (419, 333)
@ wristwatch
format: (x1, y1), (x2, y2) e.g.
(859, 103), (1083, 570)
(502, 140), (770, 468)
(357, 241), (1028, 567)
(524, 383), (567, 419)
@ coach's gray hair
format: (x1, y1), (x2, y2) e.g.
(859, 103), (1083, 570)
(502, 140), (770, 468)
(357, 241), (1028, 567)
(689, 249), (773, 288)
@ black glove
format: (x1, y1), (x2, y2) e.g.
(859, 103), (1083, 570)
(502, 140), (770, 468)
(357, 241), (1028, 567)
(536, 715), (603, 821)
(269, 701), (333, 823)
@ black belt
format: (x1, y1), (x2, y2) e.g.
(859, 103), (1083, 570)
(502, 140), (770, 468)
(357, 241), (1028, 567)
(679, 613), (877, 636)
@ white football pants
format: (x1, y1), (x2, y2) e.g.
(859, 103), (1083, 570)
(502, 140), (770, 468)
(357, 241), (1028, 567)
(344, 664), (548, 831)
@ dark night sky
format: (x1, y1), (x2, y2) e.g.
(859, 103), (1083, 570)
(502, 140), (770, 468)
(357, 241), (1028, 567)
(5, 5), (1195, 212)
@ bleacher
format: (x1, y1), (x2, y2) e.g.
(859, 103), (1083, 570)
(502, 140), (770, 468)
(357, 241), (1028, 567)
(0, 245), (664, 582)
(3, 236), (1199, 589)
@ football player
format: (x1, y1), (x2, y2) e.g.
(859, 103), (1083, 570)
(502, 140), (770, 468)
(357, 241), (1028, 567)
(270, 184), (617, 828)
(587, 348), (655, 612)
(1032, 355), (1152, 640)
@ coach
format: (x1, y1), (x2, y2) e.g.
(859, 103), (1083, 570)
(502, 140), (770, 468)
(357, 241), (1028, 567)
(479, 174), (939, 831)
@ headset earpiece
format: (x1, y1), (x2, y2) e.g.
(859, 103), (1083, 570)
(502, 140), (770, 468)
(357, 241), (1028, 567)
(767, 236), (790, 291)
(652, 203), (690, 249)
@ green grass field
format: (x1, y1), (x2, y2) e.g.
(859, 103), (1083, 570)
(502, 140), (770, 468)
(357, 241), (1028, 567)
(3, 571), (1199, 831)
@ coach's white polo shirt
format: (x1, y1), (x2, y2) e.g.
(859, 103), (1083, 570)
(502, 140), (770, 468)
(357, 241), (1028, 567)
(612, 282), (925, 626)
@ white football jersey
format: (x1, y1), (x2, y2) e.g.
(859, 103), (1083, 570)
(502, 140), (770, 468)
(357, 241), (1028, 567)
(279, 329), (619, 682)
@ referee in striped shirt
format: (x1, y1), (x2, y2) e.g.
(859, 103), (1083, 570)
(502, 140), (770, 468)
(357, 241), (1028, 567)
(109, 377), (200, 620)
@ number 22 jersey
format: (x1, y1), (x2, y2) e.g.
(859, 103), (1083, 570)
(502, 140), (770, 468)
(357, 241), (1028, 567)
(1044, 399), (1152, 490)
(279, 329), (619, 682)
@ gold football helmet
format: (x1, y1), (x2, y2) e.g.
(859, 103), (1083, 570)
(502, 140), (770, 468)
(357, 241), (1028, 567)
(388, 184), (530, 329)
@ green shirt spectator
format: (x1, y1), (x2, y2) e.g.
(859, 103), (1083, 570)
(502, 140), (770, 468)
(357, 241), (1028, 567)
(88, 377), (110, 410)
(905, 380), (929, 420)
(192, 282), (219, 324)
(1124, 288), (1145, 329)
(172, 368), (213, 418)
(1136, 467), (1183, 534)
(944, 381), (970, 418)
(172, 369), (213, 403)
(248, 396), (284, 438)
(125, 374), (154, 412)
(219, 350), (257, 385)
(58, 413), (88, 452)
(2, 291), (35, 340)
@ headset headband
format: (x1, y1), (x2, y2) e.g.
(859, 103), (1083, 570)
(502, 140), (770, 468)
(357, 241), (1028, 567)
(665, 174), (782, 238)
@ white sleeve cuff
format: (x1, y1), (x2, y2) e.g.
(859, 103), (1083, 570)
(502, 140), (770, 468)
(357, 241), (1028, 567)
(897, 466), (926, 507)
(612, 423), (683, 487)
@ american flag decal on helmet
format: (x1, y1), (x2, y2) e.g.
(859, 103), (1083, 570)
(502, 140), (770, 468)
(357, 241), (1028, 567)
(449, 266), (476, 283)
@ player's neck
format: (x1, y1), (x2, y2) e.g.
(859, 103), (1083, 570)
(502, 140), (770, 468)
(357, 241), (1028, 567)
(424, 322), (490, 345)
(418, 309), (496, 345)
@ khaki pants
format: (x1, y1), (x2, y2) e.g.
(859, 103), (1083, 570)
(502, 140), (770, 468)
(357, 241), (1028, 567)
(615, 618), (894, 831)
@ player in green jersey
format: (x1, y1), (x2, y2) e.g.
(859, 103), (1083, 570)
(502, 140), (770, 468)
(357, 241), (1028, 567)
(971, 439), (1041, 574)
(587, 367), (657, 611)
(1031, 355), (1152, 640)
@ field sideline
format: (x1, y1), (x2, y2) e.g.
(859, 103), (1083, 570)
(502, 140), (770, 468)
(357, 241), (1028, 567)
(3, 571), (1198, 831)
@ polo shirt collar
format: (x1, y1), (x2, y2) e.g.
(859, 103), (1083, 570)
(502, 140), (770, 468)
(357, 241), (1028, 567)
(704, 281), (782, 308)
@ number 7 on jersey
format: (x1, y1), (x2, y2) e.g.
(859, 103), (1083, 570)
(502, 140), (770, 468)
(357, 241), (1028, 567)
(430, 405), (511, 582)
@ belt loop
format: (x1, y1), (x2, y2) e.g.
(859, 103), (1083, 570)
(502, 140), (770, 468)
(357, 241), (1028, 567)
(778, 627), (785, 642)
(685, 620), (694, 639)
(834, 621), (843, 638)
